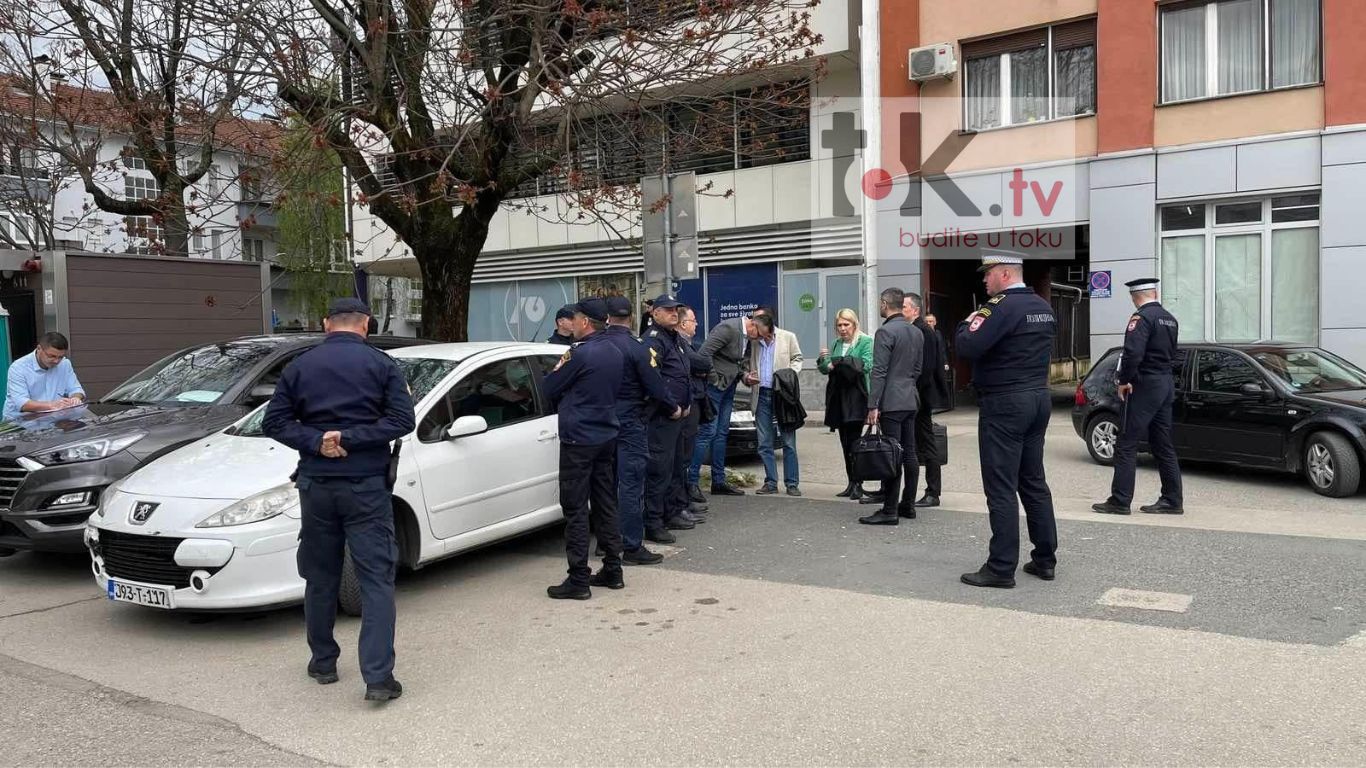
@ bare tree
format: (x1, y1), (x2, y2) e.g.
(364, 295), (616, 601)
(0, 0), (266, 257)
(228, 0), (823, 341)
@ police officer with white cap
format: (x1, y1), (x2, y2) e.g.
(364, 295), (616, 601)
(954, 252), (1059, 588)
(1093, 278), (1184, 516)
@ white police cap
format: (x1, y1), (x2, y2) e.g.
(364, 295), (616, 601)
(977, 250), (1028, 272)
(1125, 278), (1160, 293)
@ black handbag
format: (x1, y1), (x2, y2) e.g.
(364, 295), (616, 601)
(851, 424), (903, 482)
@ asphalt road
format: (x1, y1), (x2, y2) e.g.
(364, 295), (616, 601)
(1, 405), (1363, 766)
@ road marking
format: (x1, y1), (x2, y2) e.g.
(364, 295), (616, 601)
(1098, 588), (1193, 614)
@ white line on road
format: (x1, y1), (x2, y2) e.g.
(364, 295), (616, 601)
(1098, 588), (1194, 614)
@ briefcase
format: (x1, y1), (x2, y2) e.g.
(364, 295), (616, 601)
(851, 425), (903, 482)
(920, 423), (948, 467)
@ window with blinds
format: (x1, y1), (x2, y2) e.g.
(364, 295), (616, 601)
(962, 18), (1096, 131)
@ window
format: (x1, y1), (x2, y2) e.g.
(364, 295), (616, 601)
(0, 213), (35, 246)
(408, 279), (423, 319)
(121, 150), (148, 172)
(1252, 349), (1366, 393)
(1161, 0), (1321, 104)
(124, 216), (164, 255)
(1195, 350), (1262, 393)
(124, 176), (158, 201)
(418, 358), (539, 441)
(242, 238), (265, 262)
(962, 18), (1096, 131)
(1159, 193), (1319, 344)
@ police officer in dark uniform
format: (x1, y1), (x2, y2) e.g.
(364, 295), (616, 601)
(602, 295), (682, 565)
(643, 295), (694, 544)
(263, 298), (415, 701)
(954, 253), (1059, 588)
(541, 297), (627, 599)
(547, 305), (577, 346)
(1093, 278), (1184, 516)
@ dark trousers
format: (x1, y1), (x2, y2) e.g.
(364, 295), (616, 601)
(914, 402), (942, 497)
(878, 410), (919, 513)
(836, 422), (864, 485)
(690, 381), (737, 487)
(296, 474), (397, 685)
(561, 441), (623, 586)
(671, 401), (703, 512)
(645, 414), (685, 532)
(977, 390), (1057, 576)
(615, 409), (649, 552)
(1110, 374), (1183, 508)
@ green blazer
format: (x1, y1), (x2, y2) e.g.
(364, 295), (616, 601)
(817, 332), (874, 391)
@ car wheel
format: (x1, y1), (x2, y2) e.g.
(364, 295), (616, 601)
(1303, 432), (1361, 498)
(339, 546), (363, 617)
(1086, 413), (1120, 466)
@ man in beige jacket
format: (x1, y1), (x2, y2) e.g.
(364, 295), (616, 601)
(743, 311), (804, 495)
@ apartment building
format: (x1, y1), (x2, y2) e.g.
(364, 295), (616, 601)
(869, 0), (1366, 370)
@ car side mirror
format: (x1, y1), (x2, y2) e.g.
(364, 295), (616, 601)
(1240, 382), (1272, 399)
(248, 384), (275, 403)
(447, 415), (489, 440)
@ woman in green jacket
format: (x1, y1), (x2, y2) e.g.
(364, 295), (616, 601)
(817, 308), (875, 499)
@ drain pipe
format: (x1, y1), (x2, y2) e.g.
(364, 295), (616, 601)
(1051, 282), (1083, 379)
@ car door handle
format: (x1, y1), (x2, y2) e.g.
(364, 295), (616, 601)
(537, 431), (559, 442)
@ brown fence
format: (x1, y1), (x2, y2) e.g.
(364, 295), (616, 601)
(61, 254), (269, 399)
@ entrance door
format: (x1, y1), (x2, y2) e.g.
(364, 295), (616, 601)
(781, 268), (863, 367)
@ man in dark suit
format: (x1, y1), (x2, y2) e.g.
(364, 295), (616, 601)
(903, 292), (950, 508)
(690, 314), (754, 498)
(859, 287), (924, 526)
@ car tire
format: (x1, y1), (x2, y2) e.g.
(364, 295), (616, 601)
(1085, 413), (1120, 466)
(1303, 431), (1361, 498)
(339, 546), (363, 617)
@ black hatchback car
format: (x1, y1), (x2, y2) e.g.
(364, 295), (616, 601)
(1073, 344), (1366, 498)
(0, 334), (425, 555)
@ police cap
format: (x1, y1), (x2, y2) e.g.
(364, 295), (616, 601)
(605, 295), (633, 317)
(555, 304), (577, 321)
(977, 250), (1028, 272)
(651, 294), (683, 309)
(1125, 278), (1160, 293)
(326, 297), (372, 317)
(573, 297), (610, 322)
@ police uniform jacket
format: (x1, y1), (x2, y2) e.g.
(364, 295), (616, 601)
(263, 333), (416, 478)
(603, 324), (677, 416)
(1118, 302), (1179, 385)
(645, 326), (691, 416)
(955, 286), (1057, 394)
(542, 332), (625, 446)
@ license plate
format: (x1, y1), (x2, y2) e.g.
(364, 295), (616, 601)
(107, 579), (175, 609)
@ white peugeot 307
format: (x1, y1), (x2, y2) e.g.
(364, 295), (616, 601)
(87, 342), (571, 613)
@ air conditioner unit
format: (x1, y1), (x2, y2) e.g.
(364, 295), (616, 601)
(908, 43), (958, 82)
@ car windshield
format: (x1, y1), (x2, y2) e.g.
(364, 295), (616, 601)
(102, 341), (280, 406)
(233, 356), (459, 437)
(1253, 350), (1366, 393)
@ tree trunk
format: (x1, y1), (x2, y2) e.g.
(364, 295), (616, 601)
(415, 199), (497, 342)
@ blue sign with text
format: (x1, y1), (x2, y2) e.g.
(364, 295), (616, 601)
(705, 263), (778, 332)
(1088, 270), (1112, 299)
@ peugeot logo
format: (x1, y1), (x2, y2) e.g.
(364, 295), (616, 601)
(130, 501), (159, 525)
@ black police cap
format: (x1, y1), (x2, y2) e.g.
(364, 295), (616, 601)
(573, 297), (610, 322)
(605, 296), (633, 317)
(327, 297), (372, 317)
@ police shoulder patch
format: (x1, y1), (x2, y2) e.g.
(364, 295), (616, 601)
(977, 307), (992, 318)
(968, 315), (986, 332)
(988, 295), (1006, 305)
(1126, 314), (1140, 333)
(648, 347), (659, 368)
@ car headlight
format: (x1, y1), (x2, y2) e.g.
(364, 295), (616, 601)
(731, 410), (755, 424)
(29, 433), (146, 466)
(196, 483), (300, 528)
(94, 476), (130, 518)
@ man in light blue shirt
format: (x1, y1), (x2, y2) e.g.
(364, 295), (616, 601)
(4, 333), (86, 421)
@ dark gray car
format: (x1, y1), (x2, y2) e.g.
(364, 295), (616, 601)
(0, 334), (425, 555)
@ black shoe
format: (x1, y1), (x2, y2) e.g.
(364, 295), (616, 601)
(645, 528), (676, 545)
(755, 483), (779, 495)
(589, 569), (625, 590)
(960, 567), (1015, 589)
(689, 501), (709, 514)
(665, 516), (696, 530)
(858, 511), (899, 526)
(364, 678), (403, 701)
(915, 494), (940, 508)
(1092, 501), (1131, 515)
(786, 486), (802, 497)
(711, 484), (745, 496)
(849, 483), (865, 501)
(897, 505), (916, 520)
(836, 482), (855, 498)
(1140, 501), (1185, 515)
(687, 484), (706, 504)
(1023, 561), (1055, 581)
(623, 547), (664, 566)
(858, 493), (886, 505)
(307, 663), (338, 685)
(547, 579), (591, 600)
